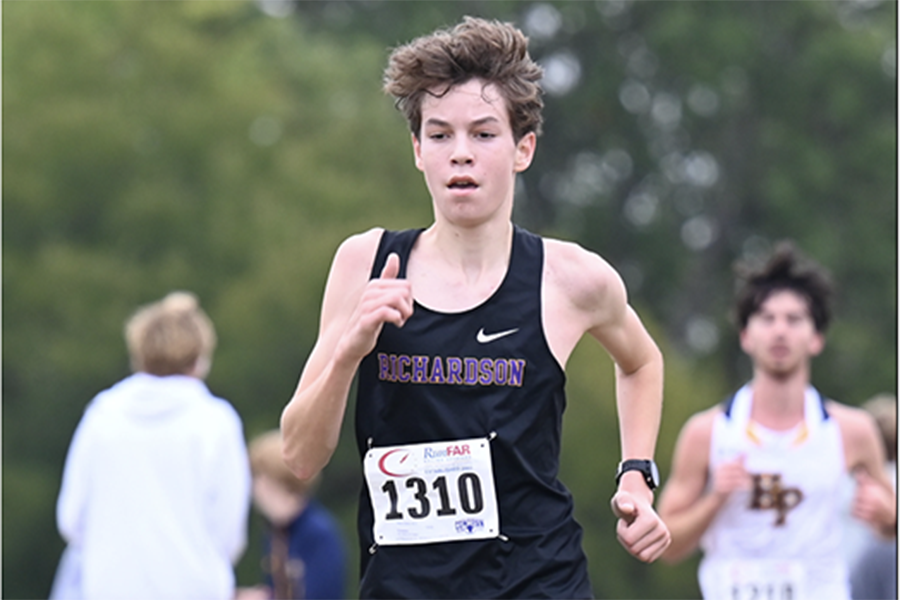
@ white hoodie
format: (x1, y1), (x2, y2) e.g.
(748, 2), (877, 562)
(56, 373), (251, 600)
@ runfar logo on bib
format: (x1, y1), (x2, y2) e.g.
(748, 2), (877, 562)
(378, 449), (416, 477)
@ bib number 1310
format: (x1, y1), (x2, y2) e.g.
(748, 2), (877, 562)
(364, 437), (500, 545)
(382, 472), (484, 520)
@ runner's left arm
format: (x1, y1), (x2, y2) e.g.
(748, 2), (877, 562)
(576, 250), (669, 562)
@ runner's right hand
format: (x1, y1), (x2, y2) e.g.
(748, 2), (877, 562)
(337, 252), (414, 363)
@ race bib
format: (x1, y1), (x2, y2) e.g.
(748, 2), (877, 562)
(705, 559), (806, 600)
(363, 436), (500, 545)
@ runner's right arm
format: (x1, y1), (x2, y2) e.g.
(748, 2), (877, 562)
(280, 229), (413, 481)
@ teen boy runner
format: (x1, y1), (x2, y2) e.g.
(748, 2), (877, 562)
(657, 242), (896, 600)
(281, 17), (670, 598)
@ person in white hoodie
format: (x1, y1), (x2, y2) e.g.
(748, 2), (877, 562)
(55, 291), (252, 600)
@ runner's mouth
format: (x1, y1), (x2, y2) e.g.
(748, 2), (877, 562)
(448, 178), (478, 189)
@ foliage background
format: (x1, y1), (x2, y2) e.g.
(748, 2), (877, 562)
(3, 1), (895, 598)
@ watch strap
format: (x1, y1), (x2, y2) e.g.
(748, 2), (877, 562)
(615, 459), (659, 490)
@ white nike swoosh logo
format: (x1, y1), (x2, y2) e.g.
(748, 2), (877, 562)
(476, 327), (520, 344)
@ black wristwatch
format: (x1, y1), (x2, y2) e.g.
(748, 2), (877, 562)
(615, 459), (660, 490)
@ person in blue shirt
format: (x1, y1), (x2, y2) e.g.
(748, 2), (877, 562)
(241, 429), (346, 600)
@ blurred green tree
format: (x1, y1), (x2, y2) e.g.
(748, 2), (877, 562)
(3, 1), (895, 599)
(288, 0), (897, 405)
(4, 1), (428, 596)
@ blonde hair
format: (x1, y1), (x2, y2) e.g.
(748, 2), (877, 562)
(125, 291), (217, 376)
(249, 430), (318, 497)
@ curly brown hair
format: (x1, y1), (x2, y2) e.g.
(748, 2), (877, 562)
(383, 16), (544, 141)
(732, 241), (834, 333)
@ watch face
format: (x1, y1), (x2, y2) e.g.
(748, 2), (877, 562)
(617, 459), (659, 489)
(649, 461), (660, 486)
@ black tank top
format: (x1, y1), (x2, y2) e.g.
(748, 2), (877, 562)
(355, 226), (592, 599)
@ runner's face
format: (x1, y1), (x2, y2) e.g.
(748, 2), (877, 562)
(740, 290), (824, 377)
(412, 79), (535, 228)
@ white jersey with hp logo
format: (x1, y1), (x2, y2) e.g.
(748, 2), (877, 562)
(699, 385), (850, 600)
